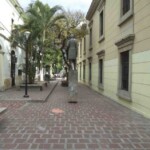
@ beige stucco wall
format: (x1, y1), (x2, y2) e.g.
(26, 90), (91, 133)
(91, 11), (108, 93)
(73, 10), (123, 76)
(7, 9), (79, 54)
(129, 0), (150, 117)
(78, 0), (150, 118)
(134, 0), (150, 54)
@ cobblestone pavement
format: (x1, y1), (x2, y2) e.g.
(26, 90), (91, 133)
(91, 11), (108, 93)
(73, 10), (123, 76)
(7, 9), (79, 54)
(0, 82), (150, 150)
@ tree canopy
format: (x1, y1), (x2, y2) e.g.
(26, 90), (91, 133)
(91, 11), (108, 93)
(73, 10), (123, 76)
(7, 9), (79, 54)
(11, 0), (87, 81)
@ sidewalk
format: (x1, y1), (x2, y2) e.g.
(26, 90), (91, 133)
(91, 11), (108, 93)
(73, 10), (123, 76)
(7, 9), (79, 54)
(0, 80), (58, 102)
(0, 80), (58, 114)
(0, 82), (150, 150)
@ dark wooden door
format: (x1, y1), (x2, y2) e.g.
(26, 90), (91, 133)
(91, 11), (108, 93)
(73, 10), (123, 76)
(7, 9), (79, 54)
(11, 51), (16, 86)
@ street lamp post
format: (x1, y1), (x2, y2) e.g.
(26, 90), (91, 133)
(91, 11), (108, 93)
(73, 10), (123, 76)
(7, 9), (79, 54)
(24, 31), (30, 98)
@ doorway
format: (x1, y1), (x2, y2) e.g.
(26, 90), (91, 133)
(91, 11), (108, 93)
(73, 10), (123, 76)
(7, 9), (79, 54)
(11, 50), (16, 86)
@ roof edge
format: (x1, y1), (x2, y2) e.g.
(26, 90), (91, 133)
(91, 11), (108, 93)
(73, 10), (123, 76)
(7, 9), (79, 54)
(86, 0), (101, 20)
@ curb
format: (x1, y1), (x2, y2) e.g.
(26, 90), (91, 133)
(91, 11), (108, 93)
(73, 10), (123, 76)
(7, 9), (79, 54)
(44, 81), (59, 102)
(0, 107), (7, 114)
(27, 81), (58, 103)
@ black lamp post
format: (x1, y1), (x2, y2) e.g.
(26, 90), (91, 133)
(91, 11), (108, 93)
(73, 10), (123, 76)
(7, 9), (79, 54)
(24, 31), (31, 98)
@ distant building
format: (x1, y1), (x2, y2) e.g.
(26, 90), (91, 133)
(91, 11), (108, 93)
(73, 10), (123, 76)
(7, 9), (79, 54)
(78, 0), (150, 118)
(0, 0), (24, 90)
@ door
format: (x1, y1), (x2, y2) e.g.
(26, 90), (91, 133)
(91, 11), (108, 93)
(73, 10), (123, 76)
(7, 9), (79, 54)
(11, 50), (16, 86)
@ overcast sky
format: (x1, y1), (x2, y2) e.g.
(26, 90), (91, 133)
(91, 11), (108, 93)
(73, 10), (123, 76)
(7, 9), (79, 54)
(17, 0), (92, 13)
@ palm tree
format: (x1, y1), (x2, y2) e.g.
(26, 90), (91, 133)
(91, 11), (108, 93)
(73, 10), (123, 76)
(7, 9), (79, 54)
(11, 0), (65, 83)
(26, 0), (65, 46)
(25, 0), (65, 80)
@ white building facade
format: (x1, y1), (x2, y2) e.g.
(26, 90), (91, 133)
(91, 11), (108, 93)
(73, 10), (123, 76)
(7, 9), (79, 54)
(0, 0), (25, 90)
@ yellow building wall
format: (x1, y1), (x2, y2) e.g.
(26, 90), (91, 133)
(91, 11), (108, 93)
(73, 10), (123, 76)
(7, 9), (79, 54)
(131, 0), (150, 117)
(78, 0), (150, 118)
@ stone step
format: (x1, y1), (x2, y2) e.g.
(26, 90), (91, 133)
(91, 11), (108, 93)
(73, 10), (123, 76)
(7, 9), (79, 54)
(0, 107), (7, 114)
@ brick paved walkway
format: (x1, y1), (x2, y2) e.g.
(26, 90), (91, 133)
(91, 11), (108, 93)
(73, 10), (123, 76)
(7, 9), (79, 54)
(0, 81), (58, 102)
(0, 82), (150, 150)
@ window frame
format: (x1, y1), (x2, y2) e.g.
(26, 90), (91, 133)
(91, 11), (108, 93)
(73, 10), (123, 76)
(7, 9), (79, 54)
(83, 37), (86, 55)
(88, 57), (92, 85)
(119, 0), (133, 26)
(98, 1), (105, 43)
(120, 50), (129, 91)
(97, 50), (105, 90)
(83, 60), (86, 81)
(99, 9), (105, 43)
(118, 50), (131, 101)
(99, 10), (104, 37)
(122, 0), (130, 15)
(89, 27), (93, 50)
(88, 20), (93, 51)
(80, 62), (82, 80)
(115, 34), (135, 101)
(89, 62), (92, 82)
(80, 39), (82, 58)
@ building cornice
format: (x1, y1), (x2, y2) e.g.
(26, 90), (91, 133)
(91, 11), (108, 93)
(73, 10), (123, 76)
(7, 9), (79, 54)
(115, 34), (135, 49)
(96, 49), (105, 57)
(97, 0), (105, 11)
(88, 56), (92, 60)
(9, 0), (24, 14)
(86, 0), (104, 20)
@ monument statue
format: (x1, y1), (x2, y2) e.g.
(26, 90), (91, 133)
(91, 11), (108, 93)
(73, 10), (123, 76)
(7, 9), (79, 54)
(66, 34), (78, 70)
(66, 34), (78, 103)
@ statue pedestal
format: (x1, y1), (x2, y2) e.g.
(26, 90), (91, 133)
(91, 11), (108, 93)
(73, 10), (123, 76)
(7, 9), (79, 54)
(68, 70), (78, 103)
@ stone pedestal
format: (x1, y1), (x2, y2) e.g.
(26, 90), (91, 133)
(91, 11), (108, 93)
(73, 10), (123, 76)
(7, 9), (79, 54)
(68, 70), (78, 103)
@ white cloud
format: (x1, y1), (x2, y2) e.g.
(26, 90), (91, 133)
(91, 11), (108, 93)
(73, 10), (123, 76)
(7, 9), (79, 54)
(18, 0), (92, 13)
